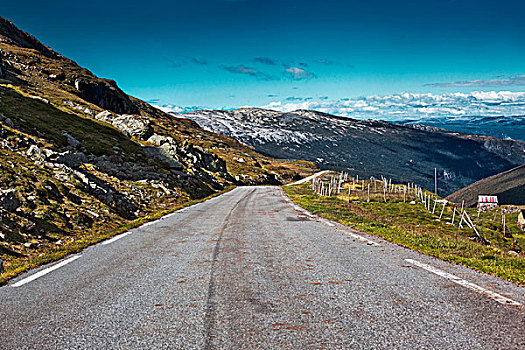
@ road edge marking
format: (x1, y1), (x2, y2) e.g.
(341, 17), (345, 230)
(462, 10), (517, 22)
(405, 258), (522, 307)
(280, 188), (380, 246)
(101, 231), (133, 245)
(340, 229), (381, 246)
(11, 255), (81, 288)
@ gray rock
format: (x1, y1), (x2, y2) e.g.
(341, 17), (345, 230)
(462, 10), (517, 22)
(113, 114), (153, 140)
(94, 110), (114, 123)
(61, 132), (81, 148)
(147, 134), (173, 146)
(27, 145), (45, 161)
(143, 147), (184, 170)
(0, 189), (21, 212)
(43, 148), (57, 159)
(56, 151), (88, 168)
(95, 111), (153, 140)
(4, 118), (13, 128)
(0, 258), (4, 274)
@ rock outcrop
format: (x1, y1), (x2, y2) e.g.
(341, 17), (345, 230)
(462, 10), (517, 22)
(71, 170), (138, 220)
(74, 78), (138, 115)
(95, 111), (153, 140)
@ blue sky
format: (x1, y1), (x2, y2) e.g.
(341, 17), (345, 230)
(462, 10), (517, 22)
(3, 0), (525, 110)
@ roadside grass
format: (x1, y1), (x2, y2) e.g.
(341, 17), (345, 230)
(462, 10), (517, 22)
(283, 185), (525, 285)
(0, 186), (234, 285)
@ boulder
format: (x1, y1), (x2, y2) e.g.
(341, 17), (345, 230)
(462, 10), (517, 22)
(94, 110), (114, 123)
(61, 132), (81, 148)
(0, 189), (21, 212)
(95, 111), (153, 140)
(27, 145), (45, 161)
(147, 134), (173, 146)
(4, 118), (14, 128)
(113, 115), (153, 140)
(56, 151), (88, 168)
(143, 147), (184, 170)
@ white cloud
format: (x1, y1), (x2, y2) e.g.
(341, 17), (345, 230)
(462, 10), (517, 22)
(259, 91), (525, 121)
(285, 67), (316, 80)
(153, 104), (206, 114)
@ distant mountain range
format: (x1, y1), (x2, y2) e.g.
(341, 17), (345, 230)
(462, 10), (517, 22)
(181, 108), (525, 195)
(159, 91), (525, 142)
(398, 115), (525, 142)
(447, 164), (525, 207)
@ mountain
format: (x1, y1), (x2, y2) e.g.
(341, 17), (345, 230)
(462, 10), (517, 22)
(252, 91), (525, 142)
(181, 108), (525, 195)
(0, 17), (316, 262)
(398, 115), (525, 143)
(447, 164), (525, 207)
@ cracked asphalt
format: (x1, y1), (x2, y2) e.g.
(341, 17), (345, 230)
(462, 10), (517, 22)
(1, 186), (525, 349)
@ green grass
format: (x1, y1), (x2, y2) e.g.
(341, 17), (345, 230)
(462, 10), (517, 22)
(0, 186), (235, 285)
(284, 184), (525, 285)
(0, 85), (139, 157)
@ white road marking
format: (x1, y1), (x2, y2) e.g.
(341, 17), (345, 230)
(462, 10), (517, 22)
(286, 170), (331, 186)
(281, 189), (380, 246)
(405, 259), (522, 307)
(339, 229), (380, 246)
(11, 256), (81, 288)
(101, 231), (133, 245)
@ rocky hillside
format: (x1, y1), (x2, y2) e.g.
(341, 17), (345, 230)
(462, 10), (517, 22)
(0, 17), (316, 274)
(182, 108), (525, 195)
(447, 164), (525, 207)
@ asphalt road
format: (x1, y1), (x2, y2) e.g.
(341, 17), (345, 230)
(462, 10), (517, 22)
(1, 186), (524, 349)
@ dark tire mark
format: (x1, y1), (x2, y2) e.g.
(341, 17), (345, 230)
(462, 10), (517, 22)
(203, 188), (256, 350)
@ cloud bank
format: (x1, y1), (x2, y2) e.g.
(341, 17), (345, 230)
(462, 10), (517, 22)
(259, 91), (525, 121)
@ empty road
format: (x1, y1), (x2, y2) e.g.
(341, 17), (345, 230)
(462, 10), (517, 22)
(1, 186), (524, 349)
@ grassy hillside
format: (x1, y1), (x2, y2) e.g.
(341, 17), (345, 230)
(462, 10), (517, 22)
(0, 16), (317, 283)
(447, 164), (525, 207)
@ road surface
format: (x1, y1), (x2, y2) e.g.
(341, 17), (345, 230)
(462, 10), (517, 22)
(1, 186), (524, 349)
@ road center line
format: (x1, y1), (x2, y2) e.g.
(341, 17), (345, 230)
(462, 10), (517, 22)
(405, 258), (522, 307)
(11, 256), (81, 288)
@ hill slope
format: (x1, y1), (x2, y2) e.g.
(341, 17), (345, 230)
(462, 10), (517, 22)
(447, 164), (525, 207)
(0, 16), (316, 274)
(182, 108), (525, 195)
